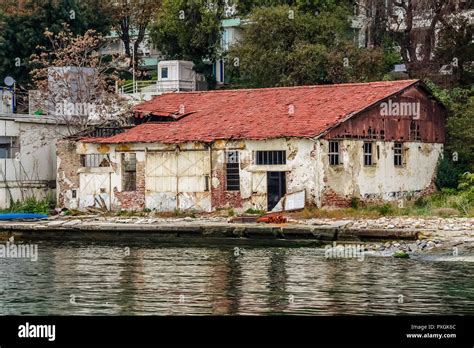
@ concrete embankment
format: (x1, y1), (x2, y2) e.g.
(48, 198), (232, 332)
(0, 220), (421, 246)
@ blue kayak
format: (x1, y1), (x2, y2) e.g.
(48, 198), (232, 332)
(0, 213), (48, 220)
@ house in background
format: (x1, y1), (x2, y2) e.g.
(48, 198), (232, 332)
(117, 60), (208, 101)
(57, 80), (446, 213)
(213, 17), (244, 85)
(0, 114), (68, 209)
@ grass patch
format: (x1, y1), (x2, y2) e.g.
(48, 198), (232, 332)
(244, 208), (266, 215)
(0, 196), (55, 215)
(289, 188), (473, 219)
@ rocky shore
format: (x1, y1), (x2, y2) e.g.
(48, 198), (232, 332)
(0, 214), (472, 260)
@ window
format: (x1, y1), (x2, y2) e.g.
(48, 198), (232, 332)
(328, 141), (340, 166)
(363, 142), (373, 166)
(122, 153), (137, 191)
(410, 121), (421, 141)
(81, 154), (110, 167)
(255, 150), (286, 165)
(394, 142), (403, 166)
(0, 136), (19, 159)
(226, 151), (240, 191)
(161, 67), (168, 79)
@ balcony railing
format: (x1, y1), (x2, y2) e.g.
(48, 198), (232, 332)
(117, 80), (196, 94)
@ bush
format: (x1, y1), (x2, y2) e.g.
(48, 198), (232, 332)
(435, 155), (467, 190)
(414, 196), (428, 208)
(350, 197), (360, 209)
(376, 203), (393, 216)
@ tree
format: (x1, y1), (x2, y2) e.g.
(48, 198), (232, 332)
(109, 0), (162, 72)
(149, 0), (224, 64)
(30, 27), (130, 135)
(0, 0), (113, 89)
(426, 80), (474, 172)
(434, 13), (474, 87)
(226, 5), (393, 88)
(234, 0), (353, 15)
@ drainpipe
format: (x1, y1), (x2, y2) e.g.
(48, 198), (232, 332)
(208, 144), (212, 212)
(175, 145), (179, 210)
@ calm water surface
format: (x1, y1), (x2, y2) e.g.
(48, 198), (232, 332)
(0, 241), (473, 315)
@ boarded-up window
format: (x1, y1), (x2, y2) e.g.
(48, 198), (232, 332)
(81, 154), (110, 167)
(122, 153), (137, 191)
(410, 121), (421, 141)
(394, 142), (403, 166)
(363, 142), (373, 166)
(255, 150), (286, 165)
(226, 151), (240, 191)
(329, 141), (340, 165)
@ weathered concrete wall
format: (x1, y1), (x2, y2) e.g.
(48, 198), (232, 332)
(64, 139), (320, 212)
(57, 139), (81, 209)
(63, 137), (442, 212)
(0, 118), (65, 209)
(209, 138), (319, 212)
(319, 139), (443, 207)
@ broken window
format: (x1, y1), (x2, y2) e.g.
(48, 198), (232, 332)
(81, 154), (110, 167)
(394, 142), (403, 166)
(226, 151), (240, 191)
(363, 142), (373, 166)
(409, 121), (421, 141)
(328, 141), (340, 166)
(122, 153), (137, 191)
(256, 150), (286, 165)
(0, 136), (20, 159)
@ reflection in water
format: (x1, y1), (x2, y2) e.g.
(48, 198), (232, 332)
(0, 241), (473, 315)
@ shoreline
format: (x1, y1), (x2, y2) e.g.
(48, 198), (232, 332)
(0, 216), (472, 257)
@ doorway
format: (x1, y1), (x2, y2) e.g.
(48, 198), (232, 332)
(267, 171), (286, 211)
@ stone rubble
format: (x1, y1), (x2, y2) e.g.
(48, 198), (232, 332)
(294, 216), (474, 232)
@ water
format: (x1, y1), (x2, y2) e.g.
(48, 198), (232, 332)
(0, 241), (473, 315)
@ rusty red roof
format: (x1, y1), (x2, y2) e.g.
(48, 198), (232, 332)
(86, 80), (419, 144)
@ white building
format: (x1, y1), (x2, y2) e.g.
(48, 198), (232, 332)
(214, 18), (244, 85)
(0, 114), (67, 209)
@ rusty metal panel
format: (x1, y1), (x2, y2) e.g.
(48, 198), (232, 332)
(324, 86), (446, 143)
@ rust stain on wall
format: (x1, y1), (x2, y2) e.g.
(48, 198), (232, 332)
(97, 144), (111, 154)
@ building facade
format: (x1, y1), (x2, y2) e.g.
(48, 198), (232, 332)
(57, 80), (446, 212)
(0, 114), (67, 209)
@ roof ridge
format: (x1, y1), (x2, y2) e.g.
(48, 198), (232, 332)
(157, 80), (419, 96)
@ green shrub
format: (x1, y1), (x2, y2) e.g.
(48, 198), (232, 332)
(414, 196), (428, 208)
(435, 155), (467, 190)
(376, 203), (393, 216)
(5, 196), (55, 215)
(393, 251), (410, 258)
(350, 197), (360, 209)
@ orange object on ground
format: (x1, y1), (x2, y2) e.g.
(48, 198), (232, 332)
(257, 214), (287, 224)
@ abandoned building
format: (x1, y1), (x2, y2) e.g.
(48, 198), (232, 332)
(56, 79), (446, 212)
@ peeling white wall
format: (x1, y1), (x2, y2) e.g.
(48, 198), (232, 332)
(319, 139), (443, 202)
(0, 118), (67, 209)
(72, 137), (442, 212)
